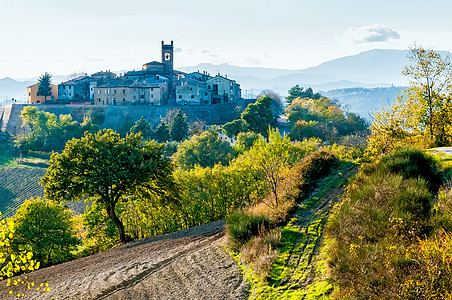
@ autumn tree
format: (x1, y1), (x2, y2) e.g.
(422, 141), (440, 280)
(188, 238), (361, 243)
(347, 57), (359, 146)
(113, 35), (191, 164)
(37, 72), (53, 102)
(40, 129), (173, 243)
(402, 44), (452, 146)
(222, 119), (249, 138)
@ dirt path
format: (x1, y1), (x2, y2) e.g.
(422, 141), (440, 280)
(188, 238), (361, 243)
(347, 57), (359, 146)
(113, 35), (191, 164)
(249, 163), (357, 299)
(0, 220), (249, 300)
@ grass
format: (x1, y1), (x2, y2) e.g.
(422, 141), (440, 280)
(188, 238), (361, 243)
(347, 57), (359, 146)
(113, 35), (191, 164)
(232, 163), (356, 300)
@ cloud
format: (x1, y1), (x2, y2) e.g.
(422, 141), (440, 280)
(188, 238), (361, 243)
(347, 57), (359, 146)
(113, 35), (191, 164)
(83, 56), (105, 62)
(345, 24), (400, 43)
(174, 47), (183, 53)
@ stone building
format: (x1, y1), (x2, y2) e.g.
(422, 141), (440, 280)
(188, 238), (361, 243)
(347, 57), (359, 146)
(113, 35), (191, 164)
(27, 83), (58, 104)
(94, 81), (168, 106)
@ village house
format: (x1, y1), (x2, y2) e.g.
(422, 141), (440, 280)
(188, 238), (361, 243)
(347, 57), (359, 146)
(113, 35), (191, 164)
(27, 83), (58, 104)
(53, 41), (241, 105)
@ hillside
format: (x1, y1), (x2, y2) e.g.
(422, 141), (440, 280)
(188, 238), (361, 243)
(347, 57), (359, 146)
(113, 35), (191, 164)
(0, 166), (46, 219)
(0, 220), (248, 300)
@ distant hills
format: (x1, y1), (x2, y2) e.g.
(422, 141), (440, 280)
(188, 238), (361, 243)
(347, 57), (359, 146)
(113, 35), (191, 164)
(2, 49), (449, 117)
(179, 49), (448, 97)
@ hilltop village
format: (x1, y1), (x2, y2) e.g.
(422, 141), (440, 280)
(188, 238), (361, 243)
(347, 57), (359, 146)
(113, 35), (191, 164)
(27, 41), (241, 106)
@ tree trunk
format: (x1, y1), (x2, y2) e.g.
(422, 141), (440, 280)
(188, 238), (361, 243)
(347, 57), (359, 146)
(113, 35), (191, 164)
(106, 204), (131, 243)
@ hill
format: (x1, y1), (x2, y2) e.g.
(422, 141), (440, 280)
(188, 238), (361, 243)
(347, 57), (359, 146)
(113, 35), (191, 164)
(323, 86), (406, 119)
(0, 165), (46, 219)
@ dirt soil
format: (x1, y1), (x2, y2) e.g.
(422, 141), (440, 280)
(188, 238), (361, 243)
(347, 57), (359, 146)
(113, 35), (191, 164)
(0, 220), (249, 300)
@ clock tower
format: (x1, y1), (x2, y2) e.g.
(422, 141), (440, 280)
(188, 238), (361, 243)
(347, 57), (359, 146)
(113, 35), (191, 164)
(161, 40), (174, 74)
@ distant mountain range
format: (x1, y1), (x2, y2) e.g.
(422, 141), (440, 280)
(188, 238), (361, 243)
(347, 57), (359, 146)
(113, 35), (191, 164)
(2, 49), (449, 116)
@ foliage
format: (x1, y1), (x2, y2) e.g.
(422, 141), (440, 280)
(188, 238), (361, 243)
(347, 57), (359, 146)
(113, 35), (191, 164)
(36, 72), (52, 101)
(0, 213), (39, 280)
(14, 106), (98, 153)
(222, 119), (249, 138)
(233, 131), (261, 153)
(227, 210), (270, 247)
(402, 44), (452, 146)
(153, 120), (170, 143)
(286, 96), (367, 142)
(257, 89), (284, 116)
(285, 85), (322, 106)
(326, 148), (441, 299)
(12, 197), (80, 266)
(241, 96), (274, 137)
(40, 129), (174, 243)
(163, 141), (179, 157)
(169, 110), (189, 142)
(172, 130), (233, 170)
(129, 116), (152, 139)
(368, 45), (452, 152)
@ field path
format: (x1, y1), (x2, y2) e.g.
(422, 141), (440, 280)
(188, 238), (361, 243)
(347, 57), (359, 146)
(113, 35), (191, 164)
(0, 220), (249, 300)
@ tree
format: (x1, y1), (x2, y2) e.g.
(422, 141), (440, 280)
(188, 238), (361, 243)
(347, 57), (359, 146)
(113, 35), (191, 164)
(40, 129), (173, 243)
(233, 131), (261, 153)
(285, 85), (322, 106)
(37, 72), (53, 102)
(169, 110), (189, 142)
(241, 96), (274, 137)
(402, 44), (452, 146)
(172, 130), (233, 170)
(222, 119), (249, 138)
(258, 89), (284, 116)
(154, 120), (170, 143)
(12, 197), (80, 266)
(130, 116), (152, 139)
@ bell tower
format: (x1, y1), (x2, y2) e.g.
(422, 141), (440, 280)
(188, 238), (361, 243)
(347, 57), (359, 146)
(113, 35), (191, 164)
(161, 40), (174, 74)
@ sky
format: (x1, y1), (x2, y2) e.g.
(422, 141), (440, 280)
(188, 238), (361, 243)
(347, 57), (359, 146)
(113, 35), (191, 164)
(1, 0), (452, 79)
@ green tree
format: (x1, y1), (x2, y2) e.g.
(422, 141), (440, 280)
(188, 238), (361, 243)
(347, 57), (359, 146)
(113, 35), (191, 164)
(154, 120), (170, 143)
(222, 119), (249, 138)
(402, 44), (452, 146)
(169, 110), (189, 142)
(172, 130), (233, 170)
(285, 85), (322, 106)
(241, 96), (274, 137)
(12, 197), (80, 266)
(37, 72), (53, 102)
(233, 131), (261, 153)
(40, 129), (173, 243)
(130, 116), (152, 139)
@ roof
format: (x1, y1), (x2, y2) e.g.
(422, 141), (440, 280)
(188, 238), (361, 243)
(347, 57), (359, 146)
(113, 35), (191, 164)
(143, 61), (163, 66)
(59, 75), (92, 85)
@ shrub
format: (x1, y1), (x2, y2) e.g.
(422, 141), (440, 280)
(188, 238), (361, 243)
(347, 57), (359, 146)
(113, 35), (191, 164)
(379, 147), (442, 193)
(227, 210), (271, 248)
(283, 150), (338, 203)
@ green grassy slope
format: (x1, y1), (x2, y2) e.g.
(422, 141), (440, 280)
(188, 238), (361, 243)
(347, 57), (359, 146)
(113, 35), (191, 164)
(0, 165), (47, 218)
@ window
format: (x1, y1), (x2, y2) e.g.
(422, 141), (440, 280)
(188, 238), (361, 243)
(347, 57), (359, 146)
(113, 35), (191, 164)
(151, 87), (154, 91)
(179, 95), (182, 99)
(133, 88), (136, 92)
(122, 89), (125, 94)
(69, 93), (71, 97)
(114, 89), (117, 94)
(133, 96), (136, 100)
(151, 95), (153, 98)
(28, 92), (31, 96)
(205, 92), (207, 96)
(156, 76), (159, 80)
(191, 95), (194, 99)
(190, 88), (192, 91)
(98, 90), (101, 95)
(140, 95), (144, 99)
(141, 88), (144, 92)
(122, 98), (126, 102)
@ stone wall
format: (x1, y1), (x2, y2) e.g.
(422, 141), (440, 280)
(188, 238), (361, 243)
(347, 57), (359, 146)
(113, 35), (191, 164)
(1, 100), (255, 135)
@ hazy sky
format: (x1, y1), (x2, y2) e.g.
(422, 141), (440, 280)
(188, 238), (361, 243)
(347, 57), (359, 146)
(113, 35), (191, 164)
(1, 0), (452, 79)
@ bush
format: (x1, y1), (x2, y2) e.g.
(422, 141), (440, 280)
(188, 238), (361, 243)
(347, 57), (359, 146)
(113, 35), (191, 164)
(283, 150), (338, 203)
(379, 147), (442, 193)
(227, 210), (271, 248)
